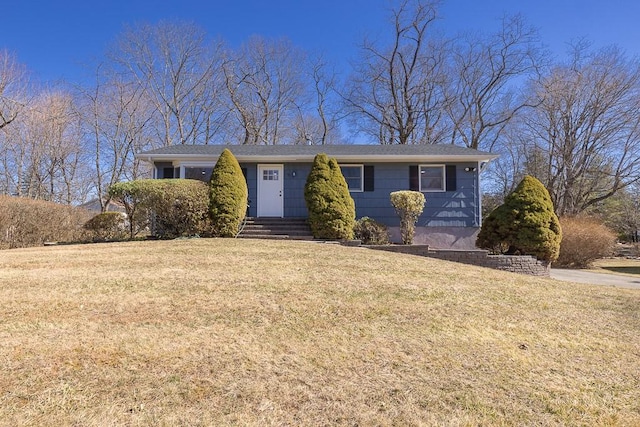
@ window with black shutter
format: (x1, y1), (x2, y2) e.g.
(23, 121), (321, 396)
(364, 165), (374, 192)
(446, 165), (457, 191)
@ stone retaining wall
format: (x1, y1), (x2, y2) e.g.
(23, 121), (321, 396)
(367, 245), (550, 277)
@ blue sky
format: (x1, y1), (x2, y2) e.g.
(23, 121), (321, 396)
(4, 0), (640, 83)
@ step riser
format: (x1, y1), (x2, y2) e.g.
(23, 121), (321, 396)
(239, 217), (313, 240)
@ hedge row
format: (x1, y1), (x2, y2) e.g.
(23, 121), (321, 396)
(109, 179), (211, 239)
(0, 195), (92, 249)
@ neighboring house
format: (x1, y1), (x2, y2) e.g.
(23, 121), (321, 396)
(136, 144), (498, 249)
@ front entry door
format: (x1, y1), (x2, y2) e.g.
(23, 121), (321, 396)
(257, 164), (284, 217)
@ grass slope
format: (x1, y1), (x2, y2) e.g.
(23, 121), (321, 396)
(0, 239), (639, 426)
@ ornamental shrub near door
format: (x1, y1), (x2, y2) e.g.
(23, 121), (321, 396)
(304, 153), (355, 239)
(208, 149), (248, 237)
(476, 175), (562, 262)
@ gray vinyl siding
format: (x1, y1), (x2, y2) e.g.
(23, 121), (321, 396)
(156, 161), (480, 227)
(283, 164), (311, 217)
(349, 163), (478, 227)
(240, 163), (258, 218)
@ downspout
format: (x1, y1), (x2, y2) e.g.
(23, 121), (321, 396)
(472, 163), (479, 227)
(477, 161), (488, 227)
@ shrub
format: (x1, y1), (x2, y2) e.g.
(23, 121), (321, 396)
(0, 195), (91, 249)
(109, 180), (152, 238)
(390, 191), (425, 245)
(354, 217), (389, 245)
(208, 149), (248, 237)
(554, 216), (616, 268)
(83, 212), (128, 242)
(150, 180), (210, 238)
(304, 153), (356, 239)
(476, 175), (562, 262)
(109, 179), (210, 239)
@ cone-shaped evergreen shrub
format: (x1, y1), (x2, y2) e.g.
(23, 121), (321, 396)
(304, 153), (356, 239)
(208, 149), (248, 237)
(476, 175), (562, 262)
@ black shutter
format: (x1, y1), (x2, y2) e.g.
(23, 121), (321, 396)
(364, 165), (374, 192)
(446, 165), (457, 191)
(241, 167), (248, 182)
(409, 165), (419, 191)
(163, 167), (174, 179)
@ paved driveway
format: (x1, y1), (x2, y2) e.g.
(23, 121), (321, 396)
(550, 269), (640, 289)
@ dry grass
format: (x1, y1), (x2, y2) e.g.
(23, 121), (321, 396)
(0, 239), (639, 426)
(591, 258), (640, 276)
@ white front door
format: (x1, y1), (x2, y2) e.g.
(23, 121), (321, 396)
(257, 164), (284, 217)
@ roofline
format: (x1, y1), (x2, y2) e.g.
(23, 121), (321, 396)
(136, 153), (499, 163)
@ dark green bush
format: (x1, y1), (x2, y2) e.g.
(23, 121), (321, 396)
(83, 212), (127, 242)
(208, 149), (248, 237)
(304, 153), (355, 240)
(390, 191), (425, 245)
(354, 217), (389, 245)
(0, 195), (91, 249)
(554, 216), (616, 268)
(109, 179), (210, 239)
(477, 175), (562, 262)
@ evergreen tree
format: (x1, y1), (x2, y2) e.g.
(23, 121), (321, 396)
(304, 153), (356, 239)
(477, 175), (562, 262)
(208, 149), (248, 237)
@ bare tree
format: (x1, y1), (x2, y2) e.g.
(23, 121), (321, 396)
(76, 64), (155, 211)
(223, 36), (308, 145)
(307, 56), (343, 144)
(446, 15), (544, 151)
(345, 0), (451, 144)
(0, 50), (28, 130)
(1, 90), (86, 204)
(519, 44), (640, 215)
(289, 56), (344, 145)
(111, 21), (226, 146)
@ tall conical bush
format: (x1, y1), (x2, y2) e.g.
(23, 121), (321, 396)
(477, 175), (562, 262)
(304, 153), (355, 239)
(208, 149), (248, 237)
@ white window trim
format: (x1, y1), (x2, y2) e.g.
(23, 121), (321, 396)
(419, 164), (446, 192)
(340, 164), (364, 192)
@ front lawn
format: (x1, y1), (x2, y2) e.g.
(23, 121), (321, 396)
(0, 239), (638, 426)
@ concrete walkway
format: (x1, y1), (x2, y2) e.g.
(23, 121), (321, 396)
(550, 269), (640, 290)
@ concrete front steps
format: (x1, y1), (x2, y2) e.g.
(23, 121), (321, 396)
(237, 217), (314, 240)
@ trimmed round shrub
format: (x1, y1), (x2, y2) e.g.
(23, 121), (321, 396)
(554, 216), (616, 268)
(390, 190), (425, 245)
(477, 175), (562, 262)
(83, 212), (127, 242)
(304, 153), (356, 240)
(109, 179), (210, 239)
(354, 217), (389, 245)
(208, 148), (248, 237)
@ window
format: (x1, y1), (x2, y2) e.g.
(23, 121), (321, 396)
(162, 167), (174, 179)
(419, 165), (445, 192)
(262, 169), (279, 181)
(185, 167), (213, 182)
(340, 165), (364, 192)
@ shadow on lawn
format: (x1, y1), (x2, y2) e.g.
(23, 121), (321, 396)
(601, 266), (640, 276)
